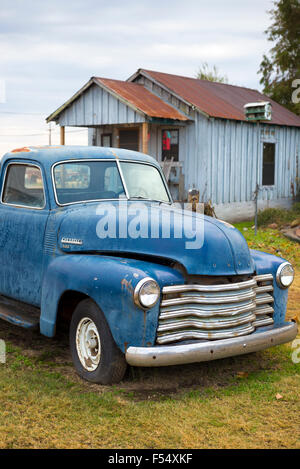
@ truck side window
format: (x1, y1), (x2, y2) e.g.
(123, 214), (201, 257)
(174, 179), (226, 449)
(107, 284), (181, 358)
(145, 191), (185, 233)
(2, 163), (45, 209)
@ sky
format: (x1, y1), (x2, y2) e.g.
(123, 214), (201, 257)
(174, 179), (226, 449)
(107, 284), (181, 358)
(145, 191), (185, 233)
(0, 0), (274, 156)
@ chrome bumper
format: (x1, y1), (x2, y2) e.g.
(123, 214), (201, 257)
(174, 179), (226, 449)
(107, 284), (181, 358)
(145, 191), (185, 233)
(125, 322), (298, 367)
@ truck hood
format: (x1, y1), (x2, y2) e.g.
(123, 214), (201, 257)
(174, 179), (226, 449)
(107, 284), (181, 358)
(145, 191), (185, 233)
(57, 201), (254, 276)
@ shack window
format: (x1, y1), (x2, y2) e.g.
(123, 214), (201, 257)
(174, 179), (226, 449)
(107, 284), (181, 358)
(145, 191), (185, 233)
(101, 134), (112, 147)
(162, 129), (179, 161)
(262, 142), (275, 186)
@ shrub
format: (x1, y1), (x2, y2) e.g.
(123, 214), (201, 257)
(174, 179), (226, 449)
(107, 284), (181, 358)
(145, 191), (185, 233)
(257, 205), (300, 227)
(257, 208), (291, 227)
(292, 202), (300, 214)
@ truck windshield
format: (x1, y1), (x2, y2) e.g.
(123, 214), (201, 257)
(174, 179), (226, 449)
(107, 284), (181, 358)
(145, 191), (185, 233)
(120, 162), (170, 203)
(53, 160), (170, 205)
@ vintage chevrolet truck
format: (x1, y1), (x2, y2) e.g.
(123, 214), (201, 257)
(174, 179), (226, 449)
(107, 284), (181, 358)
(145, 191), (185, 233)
(0, 145), (297, 384)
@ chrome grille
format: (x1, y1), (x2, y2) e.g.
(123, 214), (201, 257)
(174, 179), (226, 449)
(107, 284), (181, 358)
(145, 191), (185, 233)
(156, 274), (274, 345)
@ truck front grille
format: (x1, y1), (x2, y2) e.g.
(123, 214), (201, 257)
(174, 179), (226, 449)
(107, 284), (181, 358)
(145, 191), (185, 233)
(156, 274), (274, 345)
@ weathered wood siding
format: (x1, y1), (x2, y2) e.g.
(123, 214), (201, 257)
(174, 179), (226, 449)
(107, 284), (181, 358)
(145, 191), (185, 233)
(182, 114), (300, 207)
(57, 83), (145, 127)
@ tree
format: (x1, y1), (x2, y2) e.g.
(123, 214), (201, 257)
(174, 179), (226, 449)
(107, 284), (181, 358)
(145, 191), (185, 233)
(259, 0), (300, 114)
(195, 63), (228, 83)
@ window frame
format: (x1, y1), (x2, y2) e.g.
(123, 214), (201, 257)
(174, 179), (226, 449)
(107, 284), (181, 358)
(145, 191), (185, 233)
(51, 159), (173, 207)
(262, 142), (276, 187)
(1, 161), (46, 210)
(161, 129), (180, 162)
(101, 133), (112, 147)
(119, 161), (171, 204)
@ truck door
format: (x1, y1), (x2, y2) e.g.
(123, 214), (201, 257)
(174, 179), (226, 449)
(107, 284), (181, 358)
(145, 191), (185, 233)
(0, 161), (49, 306)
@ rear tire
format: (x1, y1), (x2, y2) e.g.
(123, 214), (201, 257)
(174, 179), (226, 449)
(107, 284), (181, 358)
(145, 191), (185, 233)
(69, 299), (127, 384)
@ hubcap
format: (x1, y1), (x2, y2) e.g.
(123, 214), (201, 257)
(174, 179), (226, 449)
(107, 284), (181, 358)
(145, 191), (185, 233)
(75, 317), (101, 371)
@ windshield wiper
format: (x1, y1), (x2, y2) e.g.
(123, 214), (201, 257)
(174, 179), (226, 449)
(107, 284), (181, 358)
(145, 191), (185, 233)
(129, 196), (171, 204)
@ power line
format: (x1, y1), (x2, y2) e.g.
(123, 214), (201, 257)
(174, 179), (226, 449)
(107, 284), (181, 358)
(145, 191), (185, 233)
(0, 128), (88, 137)
(0, 111), (45, 116)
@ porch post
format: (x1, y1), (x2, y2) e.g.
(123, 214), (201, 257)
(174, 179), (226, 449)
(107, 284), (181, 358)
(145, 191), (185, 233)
(142, 122), (148, 154)
(60, 126), (65, 145)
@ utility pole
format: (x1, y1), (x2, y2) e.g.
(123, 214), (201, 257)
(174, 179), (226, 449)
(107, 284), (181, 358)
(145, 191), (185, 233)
(254, 125), (260, 236)
(48, 123), (52, 146)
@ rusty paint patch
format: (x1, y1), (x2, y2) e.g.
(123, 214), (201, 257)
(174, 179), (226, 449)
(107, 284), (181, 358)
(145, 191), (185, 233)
(96, 78), (188, 121)
(137, 69), (300, 126)
(10, 147), (31, 153)
(121, 278), (134, 294)
(110, 149), (119, 159)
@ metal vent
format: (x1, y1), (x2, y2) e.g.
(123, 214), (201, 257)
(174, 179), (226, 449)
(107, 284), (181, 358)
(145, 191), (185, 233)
(156, 274), (274, 345)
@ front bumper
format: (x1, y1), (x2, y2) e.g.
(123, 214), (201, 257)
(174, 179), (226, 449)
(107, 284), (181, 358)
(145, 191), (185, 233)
(125, 321), (298, 367)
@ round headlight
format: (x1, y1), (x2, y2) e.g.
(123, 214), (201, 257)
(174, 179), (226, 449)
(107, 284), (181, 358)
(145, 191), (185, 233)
(134, 278), (160, 309)
(276, 262), (295, 289)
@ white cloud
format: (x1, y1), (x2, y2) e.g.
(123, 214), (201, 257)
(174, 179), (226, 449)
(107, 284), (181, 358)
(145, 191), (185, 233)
(0, 0), (273, 151)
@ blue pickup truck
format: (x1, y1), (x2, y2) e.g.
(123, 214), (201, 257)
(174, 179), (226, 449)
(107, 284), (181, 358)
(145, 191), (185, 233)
(0, 145), (297, 384)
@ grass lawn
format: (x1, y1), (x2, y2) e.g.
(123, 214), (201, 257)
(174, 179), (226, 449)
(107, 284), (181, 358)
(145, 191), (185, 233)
(0, 223), (299, 449)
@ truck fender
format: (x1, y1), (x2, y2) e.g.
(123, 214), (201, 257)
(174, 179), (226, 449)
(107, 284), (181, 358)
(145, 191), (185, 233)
(40, 254), (182, 352)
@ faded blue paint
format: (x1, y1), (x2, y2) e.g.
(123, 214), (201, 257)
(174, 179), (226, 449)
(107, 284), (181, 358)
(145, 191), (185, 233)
(40, 255), (183, 352)
(57, 202), (254, 276)
(0, 146), (294, 352)
(250, 249), (289, 325)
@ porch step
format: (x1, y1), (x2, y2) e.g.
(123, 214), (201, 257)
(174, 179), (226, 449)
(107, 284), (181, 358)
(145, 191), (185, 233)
(0, 295), (40, 329)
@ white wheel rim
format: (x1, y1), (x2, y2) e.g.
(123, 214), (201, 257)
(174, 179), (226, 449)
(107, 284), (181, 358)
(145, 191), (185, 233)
(75, 317), (101, 371)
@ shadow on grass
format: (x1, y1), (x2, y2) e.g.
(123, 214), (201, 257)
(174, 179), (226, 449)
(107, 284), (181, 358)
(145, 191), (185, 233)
(1, 318), (296, 402)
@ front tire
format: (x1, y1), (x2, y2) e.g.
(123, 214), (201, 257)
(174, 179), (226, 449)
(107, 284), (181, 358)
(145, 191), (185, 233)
(70, 299), (127, 384)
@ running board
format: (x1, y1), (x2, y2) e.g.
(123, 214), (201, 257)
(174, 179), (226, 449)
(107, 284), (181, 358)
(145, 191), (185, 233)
(0, 295), (40, 329)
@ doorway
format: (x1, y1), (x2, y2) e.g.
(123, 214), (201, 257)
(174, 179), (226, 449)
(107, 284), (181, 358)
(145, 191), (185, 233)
(119, 129), (139, 151)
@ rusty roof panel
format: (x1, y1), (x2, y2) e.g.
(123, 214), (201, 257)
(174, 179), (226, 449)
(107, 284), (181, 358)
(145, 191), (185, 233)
(138, 70), (300, 127)
(95, 78), (188, 121)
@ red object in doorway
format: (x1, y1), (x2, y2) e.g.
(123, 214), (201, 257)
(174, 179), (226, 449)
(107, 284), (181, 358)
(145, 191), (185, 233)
(162, 131), (171, 150)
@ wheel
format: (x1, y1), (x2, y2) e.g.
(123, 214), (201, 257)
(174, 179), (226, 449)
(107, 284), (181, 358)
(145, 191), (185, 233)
(69, 299), (127, 384)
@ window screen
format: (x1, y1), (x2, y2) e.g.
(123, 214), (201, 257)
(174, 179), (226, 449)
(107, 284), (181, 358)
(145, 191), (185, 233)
(262, 143), (275, 186)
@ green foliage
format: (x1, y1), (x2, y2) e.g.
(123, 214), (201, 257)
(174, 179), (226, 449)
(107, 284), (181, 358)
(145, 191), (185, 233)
(234, 220), (300, 267)
(257, 204), (300, 227)
(259, 0), (300, 114)
(293, 202), (300, 213)
(195, 62), (228, 83)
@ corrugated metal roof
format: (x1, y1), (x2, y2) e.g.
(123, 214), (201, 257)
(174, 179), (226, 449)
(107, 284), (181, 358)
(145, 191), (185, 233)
(95, 78), (188, 121)
(134, 69), (300, 127)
